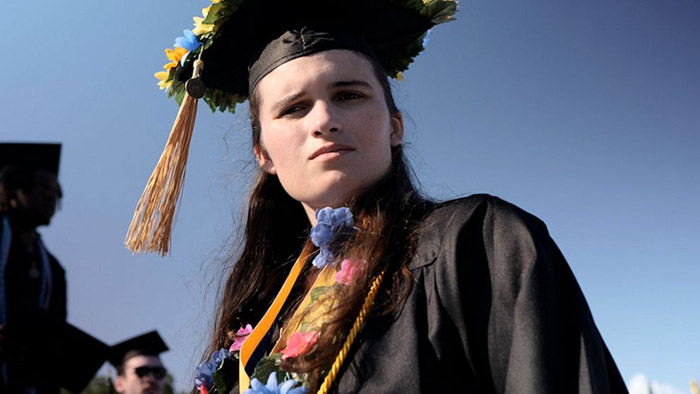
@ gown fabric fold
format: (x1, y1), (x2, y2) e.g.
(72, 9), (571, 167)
(334, 194), (627, 393)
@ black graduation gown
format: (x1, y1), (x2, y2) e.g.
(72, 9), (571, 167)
(1, 219), (67, 394)
(334, 195), (628, 393)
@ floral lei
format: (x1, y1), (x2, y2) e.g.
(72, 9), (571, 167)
(195, 207), (366, 394)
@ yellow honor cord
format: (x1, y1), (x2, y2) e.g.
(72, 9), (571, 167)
(317, 269), (385, 394)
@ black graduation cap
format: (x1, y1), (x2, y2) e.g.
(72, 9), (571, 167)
(170, 0), (457, 111)
(4, 308), (109, 393)
(0, 142), (61, 176)
(190, 1), (436, 96)
(108, 331), (169, 369)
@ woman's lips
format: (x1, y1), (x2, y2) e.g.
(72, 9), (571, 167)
(309, 144), (354, 160)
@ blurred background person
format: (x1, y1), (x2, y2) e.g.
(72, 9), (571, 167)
(0, 142), (66, 394)
(108, 331), (169, 394)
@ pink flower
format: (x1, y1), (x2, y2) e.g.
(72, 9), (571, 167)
(280, 331), (318, 360)
(229, 324), (253, 352)
(335, 258), (365, 285)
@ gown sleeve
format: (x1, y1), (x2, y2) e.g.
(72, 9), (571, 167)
(49, 256), (67, 321)
(432, 196), (627, 394)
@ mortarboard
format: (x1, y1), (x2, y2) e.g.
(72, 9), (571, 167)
(108, 331), (169, 368)
(177, 0), (456, 108)
(0, 143), (62, 176)
(125, 0), (457, 255)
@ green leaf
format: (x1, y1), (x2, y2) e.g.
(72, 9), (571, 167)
(202, 3), (227, 25)
(251, 353), (284, 383)
(174, 85), (186, 106)
(389, 0), (422, 13)
(211, 358), (237, 394)
(202, 37), (215, 51)
(407, 0), (425, 13)
(204, 96), (217, 112)
(309, 285), (335, 302)
(425, 1), (458, 24)
(222, 0), (245, 13)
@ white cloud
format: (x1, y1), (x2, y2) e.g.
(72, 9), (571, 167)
(628, 373), (687, 394)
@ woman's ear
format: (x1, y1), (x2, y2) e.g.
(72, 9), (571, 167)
(390, 111), (405, 147)
(254, 144), (277, 174)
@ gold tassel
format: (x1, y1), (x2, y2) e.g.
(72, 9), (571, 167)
(125, 59), (205, 256)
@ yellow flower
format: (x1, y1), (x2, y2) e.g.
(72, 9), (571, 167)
(155, 47), (187, 89)
(395, 71), (405, 81)
(166, 47), (188, 63)
(158, 80), (173, 90)
(154, 71), (172, 90)
(193, 16), (214, 36)
(161, 47), (188, 71)
(192, 0), (223, 36)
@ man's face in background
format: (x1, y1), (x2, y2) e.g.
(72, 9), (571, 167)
(114, 355), (166, 394)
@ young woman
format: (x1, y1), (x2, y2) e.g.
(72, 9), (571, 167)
(128, 1), (628, 393)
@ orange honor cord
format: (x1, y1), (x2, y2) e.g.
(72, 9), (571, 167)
(239, 241), (313, 393)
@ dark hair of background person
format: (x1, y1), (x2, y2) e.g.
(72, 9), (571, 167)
(202, 51), (433, 391)
(115, 350), (161, 376)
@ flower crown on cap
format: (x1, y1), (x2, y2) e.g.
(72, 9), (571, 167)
(154, 0), (457, 113)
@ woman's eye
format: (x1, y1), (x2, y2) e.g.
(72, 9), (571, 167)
(281, 105), (304, 116)
(337, 91), (363, 101)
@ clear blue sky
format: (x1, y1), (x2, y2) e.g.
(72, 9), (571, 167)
(2, 1), (698, 392)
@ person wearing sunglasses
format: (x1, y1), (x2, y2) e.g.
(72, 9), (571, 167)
(109, 331), (168, 394)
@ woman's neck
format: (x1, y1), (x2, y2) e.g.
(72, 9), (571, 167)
(302, 203), (317, 226)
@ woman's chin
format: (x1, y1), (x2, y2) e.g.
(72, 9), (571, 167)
(302, 194), (352, 211)
(289, 176), (356, 206)
(298, 190), (358, 223)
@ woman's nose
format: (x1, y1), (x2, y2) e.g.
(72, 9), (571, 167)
(310, 101), (341, 136)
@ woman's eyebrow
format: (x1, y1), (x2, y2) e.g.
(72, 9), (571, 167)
(271, 91), (305, 113)
(330, 80), (372, 89)
(271, 80), (372, 112)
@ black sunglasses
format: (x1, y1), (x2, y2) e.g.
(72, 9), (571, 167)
(134, 366), (167, 380)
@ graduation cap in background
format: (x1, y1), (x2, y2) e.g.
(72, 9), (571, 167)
(0, 142), (62, 176)
(4, 308), (109, 393)
(108, 331), (169, 371)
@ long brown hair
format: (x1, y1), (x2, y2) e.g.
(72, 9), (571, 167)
(204, 51), (430, 391)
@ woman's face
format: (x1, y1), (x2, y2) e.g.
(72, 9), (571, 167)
(254, 50), (404, 221)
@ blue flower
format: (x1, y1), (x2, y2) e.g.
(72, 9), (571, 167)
(194, 360), (216, 389)
(313, 247), (333, 269)
(310, 207), (354, 268)
(422, 29), (432, 48)
(244, 372), (308, 394)
(175, 29), (202, 52)
(211, 348), (231, 366)
(193, 347), (234, 389)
